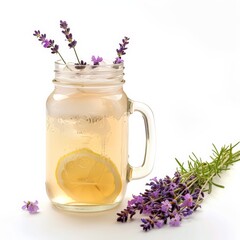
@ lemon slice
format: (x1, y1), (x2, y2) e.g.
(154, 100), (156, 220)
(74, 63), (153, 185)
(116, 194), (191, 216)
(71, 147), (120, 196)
(56, 148), (122, 204)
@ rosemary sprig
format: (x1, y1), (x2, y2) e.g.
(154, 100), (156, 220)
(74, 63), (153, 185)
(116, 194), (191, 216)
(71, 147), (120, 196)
(176, 142), (240, 195)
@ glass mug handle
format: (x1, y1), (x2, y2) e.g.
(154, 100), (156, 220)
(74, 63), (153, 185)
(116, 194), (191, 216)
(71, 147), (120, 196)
(127, 99), (156, 181)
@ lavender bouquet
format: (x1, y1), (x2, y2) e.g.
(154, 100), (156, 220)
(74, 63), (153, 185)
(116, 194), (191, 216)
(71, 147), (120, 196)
(117, 143), (240, 231)
(33, 20), (130, 67)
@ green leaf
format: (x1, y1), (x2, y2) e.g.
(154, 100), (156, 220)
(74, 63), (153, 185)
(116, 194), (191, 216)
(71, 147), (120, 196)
(208, 182), (212, 194)
(175, 158), (187, 173)
(211, 181), (224, 188)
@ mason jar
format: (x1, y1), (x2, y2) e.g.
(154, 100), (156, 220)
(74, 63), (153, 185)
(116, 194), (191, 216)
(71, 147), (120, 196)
(46, 61), (156, 212)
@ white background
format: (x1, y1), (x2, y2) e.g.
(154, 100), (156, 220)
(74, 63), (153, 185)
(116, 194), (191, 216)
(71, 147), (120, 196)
(0, 0), (240, 239)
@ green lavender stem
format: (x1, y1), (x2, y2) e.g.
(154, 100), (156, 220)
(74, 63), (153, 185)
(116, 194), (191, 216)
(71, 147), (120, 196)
(73, 47), (80, 65)
(57, 52), (67, 65)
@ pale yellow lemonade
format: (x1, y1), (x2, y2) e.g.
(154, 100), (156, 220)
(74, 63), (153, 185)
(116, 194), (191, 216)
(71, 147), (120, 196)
(46, 87), (129, 209)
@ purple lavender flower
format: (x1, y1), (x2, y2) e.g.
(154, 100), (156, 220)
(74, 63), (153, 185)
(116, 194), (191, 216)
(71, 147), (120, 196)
(181, 193), (193, 207)
(33, 30), (40, 38)
(22, 200), (39, 214)
(182, 208), (193, 217)
(151, 190), (159, 198)
(128, 195), (144, 207)
(161, 200), (172, 213)
(60, 20), (68, 29)
(113, 36), (130, 64)
(141, 217), (165, 231)
(140, 218), (154, 231)
(169, 213), (181, 227)
(51, 44), (59, 54)
(91, 55), (103, 65)
(114, 57), (124, 64)
(42, 39), (52, 48)
(142, 204), (152, 215)
(117, 207), (136, 222)
(150, 176), (158, 183)
(60, 20), (78, 49)
(155, 220), (164, 228)
(68, 40), (77, 48)
(39, 34), (46, 42)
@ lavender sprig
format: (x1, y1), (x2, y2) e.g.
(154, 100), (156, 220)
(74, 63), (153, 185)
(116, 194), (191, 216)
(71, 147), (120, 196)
(60, 20), (80, 65)
(114, 36), (130, 64)
(117, 143), (240, 231)
(33, 30), (66, 64)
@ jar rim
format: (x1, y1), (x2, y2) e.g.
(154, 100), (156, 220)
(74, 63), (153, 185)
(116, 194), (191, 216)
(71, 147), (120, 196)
(54, 60), (125, 87)
(55, 59), (124, 68)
